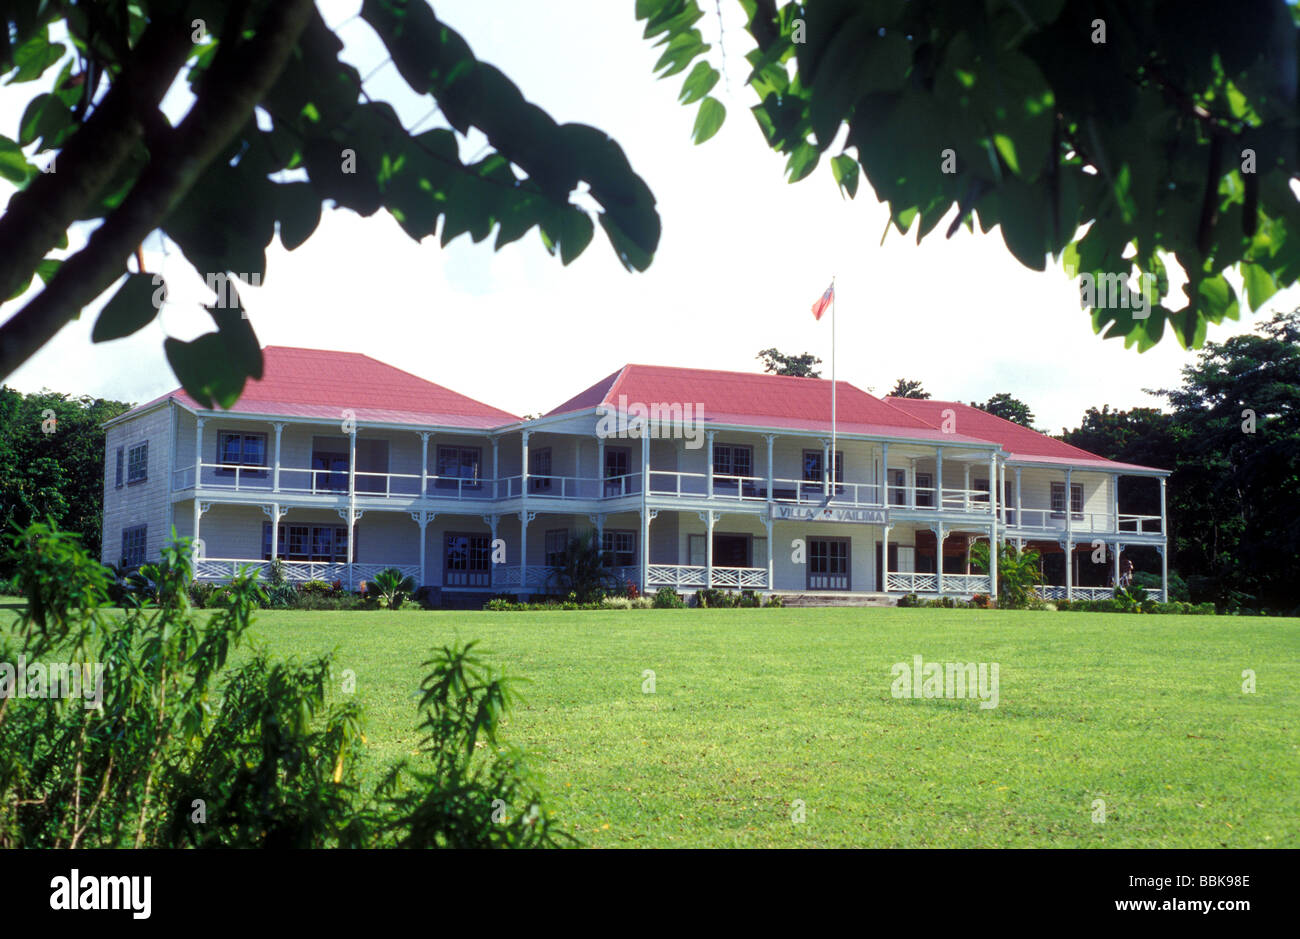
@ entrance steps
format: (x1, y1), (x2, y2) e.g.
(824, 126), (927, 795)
(775, 592), (895, 608)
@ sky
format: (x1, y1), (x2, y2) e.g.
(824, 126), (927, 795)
(1, 0), (1294, 433)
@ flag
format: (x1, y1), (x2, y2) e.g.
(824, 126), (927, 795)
(811, 282), (834, 320)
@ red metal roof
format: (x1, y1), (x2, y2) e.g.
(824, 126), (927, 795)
(546, 364), (993, 444)
(121, 346), (519, 429)
(884, 398), (1167, 473)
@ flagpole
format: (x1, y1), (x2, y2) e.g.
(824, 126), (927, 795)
(830, 275), (837, 500)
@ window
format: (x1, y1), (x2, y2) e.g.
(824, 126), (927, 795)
(262, 523), (350, 562)
(604, 447), (631, 496)
(1051, 482), (1084, 519)
(888, 468), (907, 505)
(601, 530), (636, 567)
(126, 441), (148, 483)
(807, 537), (850, 590)
(544, 529), (568, 566)
(445, 533), (491, 587)
(529, 447), (553, 493)
(115, 446), (123, 488)
(217, 431), (268, 477)
(713, 444), (753, 478)
(916, 472), (934, 507)
(436, 446), (482, 491)
(121, 525), (147, 568)
(311, 437), (350, 492)
(802, 449), (844, 483)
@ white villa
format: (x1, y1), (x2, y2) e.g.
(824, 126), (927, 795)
(102, 347), (1170, 604)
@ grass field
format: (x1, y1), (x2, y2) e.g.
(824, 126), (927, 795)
(3, 599), (1296, 847)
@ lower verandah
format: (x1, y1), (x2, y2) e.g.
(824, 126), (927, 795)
(178, 502), (1018, 597)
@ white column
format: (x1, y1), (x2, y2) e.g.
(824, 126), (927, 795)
(765, 434), (775, 506)
(491, 437), (499, 498)
(420, 432), (430, 498)
(640, 509), (653, 593)
(270, 503), (280, 561)
(963, 464), (970, 510)
(1014, 466), (1022, 528)
(1159, 544), (1168, 602)
(597, 437), (605, 497)
(765, 512), (774, 591)
(989, 453), (999, 543)
(908, 458), (916, 508)
(706, 431), (715, 498)
(1111, 472), (1120, 533)
(881, 524), (891, 592)
(1112, 541), (1121, 589)
(881, 441), (890, 505)
(348, 429), (357, 589)
(988, 525), (998, 597)
(705, 510), (715, 589)
(417, 512), (427, 586)
(935, 446), (944, 511)
(195, 417), (205, 488)
(934, 525), (945, 594)
(519, 511), (530, 596)
(1159, 476), (1167, 536)
(192, 498), (201, 556)
(1064, 468), (1073, 600)
(999, 460), (1007, 525)
(521, 430), (530, 499)
(272, 422), (284, 492)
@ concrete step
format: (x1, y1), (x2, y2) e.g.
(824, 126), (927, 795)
(776, 592), (895, 608)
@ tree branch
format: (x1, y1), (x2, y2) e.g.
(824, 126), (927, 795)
(0, 0), (318, 380)
(0, 13), (194, 303)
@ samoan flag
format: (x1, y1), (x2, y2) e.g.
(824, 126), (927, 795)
(811, 282), (834, 320)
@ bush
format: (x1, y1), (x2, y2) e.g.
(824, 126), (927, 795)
(485, 598), (518, 611)
(264, 584), (299, 609)
(738, 590), (762, 608)
(630, 597), (653, 609)
(652, 586), (685, 609)
(600, 596), (632, 610)
(368, 568), (416, 610)
(897, 593), (920, 608)
(764, 594), (784, 607)
(970, 593), (993, 609)
(695, 588), (739, 608)
(412, 585), (441, 610)
(0, 522), (572, 848)
(189, 581), (220, 609)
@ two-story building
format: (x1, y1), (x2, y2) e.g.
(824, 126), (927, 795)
(101, 346), (1170, 603)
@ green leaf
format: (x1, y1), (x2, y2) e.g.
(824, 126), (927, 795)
(831, 154), (859, 198)
(1242, 263), (1277, 311)
(274, 182), (322, 251)
(679, 60), (719, 105)
(92, 273), (165, 343)
(786, 142), (819, 183)
(691, 96), (726, 144)
(164, 294), (263, 409)
(0, 134), (32, 184)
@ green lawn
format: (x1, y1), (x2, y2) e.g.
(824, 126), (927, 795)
(4, 600), (1297, 847)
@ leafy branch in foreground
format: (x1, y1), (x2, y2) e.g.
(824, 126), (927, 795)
(642, 0), (1300, 350)
(0, 521), (570, 848)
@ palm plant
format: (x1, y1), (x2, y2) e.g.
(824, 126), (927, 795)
(970, 541), (1041, 609)
(370, 567), (416, 610)
(547, 534), (615, 602)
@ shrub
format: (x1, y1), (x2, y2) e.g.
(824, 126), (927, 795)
(369, 568), (416, 610)
(600, 596), (632, 610)
(652, 586), (685, 609)
(0, 523), (571, 848)
(189, 581), (220, 609)
(695, 588), (739, 608)
(970, 593), (993, 609)
(299, 580), (333, 597)
(265, 584), (299, 609)
(764, 594), (784, 608)
(630, 597), (653, 609)
(897, 593), (920, 608)
(738, 590), (762, 608)
(484, 598), (518, 611)
(412, 585), (440, 610)
(624, 581), (640, 601)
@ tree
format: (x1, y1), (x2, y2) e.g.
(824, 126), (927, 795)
(888, 378), (929, 399)
(1154, 310), (1300, 609)
(0, 386), (130, 575)
(972, 392), (1036, 428)
(644, 1), (1300, 351)
(0, 1), (660, 401)
(756, 347), (822, 377)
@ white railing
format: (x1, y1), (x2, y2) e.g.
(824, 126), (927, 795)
(1033, 585), (1159, 601)
(494, 566), (559, 589)
(645, 565), (768, 589)
(886, 572), (939, 593)
(644, 472), (996, 514)
(1005, 509), (1163, 534)
(194, 559), (420, 584)
(941, 573), (994, 594)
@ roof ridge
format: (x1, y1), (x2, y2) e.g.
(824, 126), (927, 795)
(887, 396), (1115, 464)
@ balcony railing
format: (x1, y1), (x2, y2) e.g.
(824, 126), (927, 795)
(1033, 585), (1159, 601)
(194, 558), (420, 584)
(646, 564), (768, 589)
(1003, 508), (1163, 534)
(886, 571), (994, 594)
(646, 472), (993, 513)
